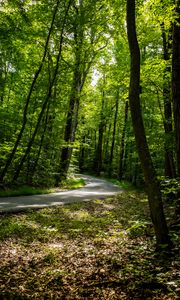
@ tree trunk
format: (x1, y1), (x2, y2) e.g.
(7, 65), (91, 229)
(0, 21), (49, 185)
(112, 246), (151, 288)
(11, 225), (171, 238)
(161, 24), (176, 178)
(172, 0), (180, 177)
(108, 90), (119, 177)
(56, 67), (80, 183)
(56, 2), (85, 184)
(104, 123), (111, 167)
(118, 100), (129, 180)
(79, 135), (86, 172)
(28, 103), (51, 183)
(126, 0), (171, 249)
(94, 91), (105, 176)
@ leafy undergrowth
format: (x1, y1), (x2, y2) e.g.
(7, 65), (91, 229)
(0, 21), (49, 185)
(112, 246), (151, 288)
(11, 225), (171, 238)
(105, 178), (137, 191)
(0, 178), (85, 197)
(0, 191), (179, 299)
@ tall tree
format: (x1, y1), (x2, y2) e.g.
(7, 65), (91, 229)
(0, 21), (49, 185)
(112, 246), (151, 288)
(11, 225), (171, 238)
(108, 89), (119, 177)
(161, 23), (176, 178)
(118, 100), (128, 180)
(56, 1), (86, 183)
(126, 0), (171, 249)
(94, 86), (106, 175)
(56, 0), (108, 183)
(172, 0), (180, 177)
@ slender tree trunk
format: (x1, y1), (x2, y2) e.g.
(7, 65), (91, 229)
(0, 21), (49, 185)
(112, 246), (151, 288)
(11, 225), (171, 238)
(94, 91), (105, 176)
(161, 24), (176, 178)
(104, 123), (111, 166)
(79, 117), (86, 172)
(0, 0), (60, 183)
(108, 90), (119, 177)
(12, 0), (72, 182)
(56, 69), (80, 183)
(56, 0), (100, 183)
(172, 0), (180, 177)
(56, 2), (84, 184)
(118, 100), (129, 180)
(0, 58), (8, 103)
(28, 103), (50, 183)
(126, 0), (171, 249)
(95, 125), (104, 176)
(79, 135), (86, 172)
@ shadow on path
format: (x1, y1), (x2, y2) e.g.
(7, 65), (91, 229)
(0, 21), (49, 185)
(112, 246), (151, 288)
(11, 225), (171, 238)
(0, 175), (122, 213)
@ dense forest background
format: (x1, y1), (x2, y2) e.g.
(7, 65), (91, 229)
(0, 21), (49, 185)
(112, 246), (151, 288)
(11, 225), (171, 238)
(0, 0), (179, 189)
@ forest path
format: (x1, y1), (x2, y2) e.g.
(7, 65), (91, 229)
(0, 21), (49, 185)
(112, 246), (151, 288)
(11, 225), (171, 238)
(0, 175), (122, 213)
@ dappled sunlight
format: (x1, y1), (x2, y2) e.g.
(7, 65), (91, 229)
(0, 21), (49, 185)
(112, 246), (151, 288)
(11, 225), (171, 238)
(0, 190), (179, 299)
(68, 210), (91, 221)
(140, 198), (148, 203)
(47, 242), (64, 249)
(102, 203), (116, 210)
(0, 175), (122, 213)
(0, 190), (152, 246)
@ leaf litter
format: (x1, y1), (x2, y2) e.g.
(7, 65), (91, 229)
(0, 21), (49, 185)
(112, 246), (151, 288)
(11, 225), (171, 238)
(0, 190), (179, 299)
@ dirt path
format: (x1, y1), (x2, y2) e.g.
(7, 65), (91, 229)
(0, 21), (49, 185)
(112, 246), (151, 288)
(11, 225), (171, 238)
(0, 175), (122, 213)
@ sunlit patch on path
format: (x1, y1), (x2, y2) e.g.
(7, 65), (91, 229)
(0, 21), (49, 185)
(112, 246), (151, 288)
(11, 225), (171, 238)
(0, 175), (122, 213)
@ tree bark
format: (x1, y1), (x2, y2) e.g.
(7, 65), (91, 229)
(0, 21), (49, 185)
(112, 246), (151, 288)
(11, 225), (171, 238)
(161, 23), (176, 178)
(126, 0), (171, 249)
(108, 90), (119, 177)
(94, 91), (105, 176)
(56, 65), (81, 183)
(172, 0), (180, 177)
(79, 134), (86, 172)
(55, 2), (85, 184)
(28, 103), (51, 183)
(118, 100), (129, 180)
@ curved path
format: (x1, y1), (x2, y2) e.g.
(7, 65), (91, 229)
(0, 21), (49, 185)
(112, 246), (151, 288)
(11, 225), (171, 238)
(0, 175), (122, 213)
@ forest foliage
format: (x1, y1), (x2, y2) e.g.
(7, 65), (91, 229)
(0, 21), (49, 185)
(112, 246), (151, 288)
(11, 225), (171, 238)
(0, 0), (179, 187)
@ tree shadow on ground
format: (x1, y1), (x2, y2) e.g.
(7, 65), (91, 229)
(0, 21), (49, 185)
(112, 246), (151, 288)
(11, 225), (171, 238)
(0, 191), (179, 299)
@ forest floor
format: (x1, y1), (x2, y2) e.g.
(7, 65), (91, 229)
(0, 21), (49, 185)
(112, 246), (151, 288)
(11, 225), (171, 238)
(0, 187), (179, 299)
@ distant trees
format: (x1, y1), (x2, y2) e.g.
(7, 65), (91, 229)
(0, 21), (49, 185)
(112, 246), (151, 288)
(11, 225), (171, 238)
(56, 0), (98, 183)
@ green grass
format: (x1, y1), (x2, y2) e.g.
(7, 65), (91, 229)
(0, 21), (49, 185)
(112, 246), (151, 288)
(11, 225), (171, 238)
(0, 185), (54, 197)
(87, 172), (134, 190)
(98, 175), (144, 192)
(108, 178), (135, 190)
(0, 190), (179, 299)
(98, 175), (138, 191)
(0, 192), (150, 242)
(60, 178), (85, 190)
(0, 177), (85, 197)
